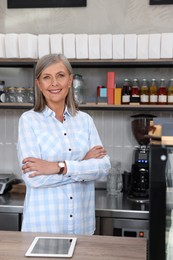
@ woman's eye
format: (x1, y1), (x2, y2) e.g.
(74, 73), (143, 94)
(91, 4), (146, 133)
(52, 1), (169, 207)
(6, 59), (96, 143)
(44, 76), (50, 80)
(58, 74), (64, 78)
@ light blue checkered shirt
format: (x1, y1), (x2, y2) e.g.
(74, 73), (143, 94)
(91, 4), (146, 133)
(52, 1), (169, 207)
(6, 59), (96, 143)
(17, 106), (110, 235)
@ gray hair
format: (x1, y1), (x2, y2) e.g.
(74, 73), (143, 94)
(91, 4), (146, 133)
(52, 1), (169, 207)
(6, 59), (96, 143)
(34, 53), (78, 116)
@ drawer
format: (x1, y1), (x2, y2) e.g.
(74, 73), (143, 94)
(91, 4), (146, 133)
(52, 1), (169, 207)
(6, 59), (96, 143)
(0, 213), (21, 231)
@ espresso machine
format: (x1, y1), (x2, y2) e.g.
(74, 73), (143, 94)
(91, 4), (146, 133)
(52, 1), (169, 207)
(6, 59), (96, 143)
(128, 114), (156, 201)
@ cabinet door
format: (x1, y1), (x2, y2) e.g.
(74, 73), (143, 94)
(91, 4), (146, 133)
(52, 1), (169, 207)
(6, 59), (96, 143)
(0, 213), (21, 231)
(94, 216), (101, 235)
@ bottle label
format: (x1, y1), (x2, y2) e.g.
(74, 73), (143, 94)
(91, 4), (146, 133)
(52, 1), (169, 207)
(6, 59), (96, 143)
(140, 95), (149, 103)
(168, 95), (173, 103)
(158, 95), (167, 103)
(150, 95), (157, 103)
(122, 95), (130, 103)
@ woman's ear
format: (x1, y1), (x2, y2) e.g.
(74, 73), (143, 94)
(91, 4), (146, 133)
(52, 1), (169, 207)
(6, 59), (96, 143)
(35, 79), (42, 91)
(68, 74), (73, 88)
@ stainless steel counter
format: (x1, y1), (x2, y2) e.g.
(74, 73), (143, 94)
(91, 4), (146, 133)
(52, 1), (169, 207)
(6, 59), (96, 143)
(0, 192), (24, 213)
(95, 189), (149, 220)
(0, 189), (149, 220)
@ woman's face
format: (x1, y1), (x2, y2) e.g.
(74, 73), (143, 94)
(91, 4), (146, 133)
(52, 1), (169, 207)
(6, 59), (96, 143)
(36, 61), (73, 107)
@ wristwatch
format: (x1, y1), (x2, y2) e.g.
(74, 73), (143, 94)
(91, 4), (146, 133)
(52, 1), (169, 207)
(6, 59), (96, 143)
(57, 162), (65, 174)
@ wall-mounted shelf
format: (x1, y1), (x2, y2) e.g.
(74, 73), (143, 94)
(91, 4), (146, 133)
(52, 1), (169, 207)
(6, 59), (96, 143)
(0, 58), (173, 110)
(79, 104), (173, 111)
(0, 103), (33, 109)
(70, 59), (173, 68)
(1, 58), (173, 68)
(0, 59), (36, 68)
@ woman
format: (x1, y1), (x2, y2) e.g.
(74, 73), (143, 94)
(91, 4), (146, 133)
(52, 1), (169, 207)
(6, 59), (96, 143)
(17, 53), (111, 235)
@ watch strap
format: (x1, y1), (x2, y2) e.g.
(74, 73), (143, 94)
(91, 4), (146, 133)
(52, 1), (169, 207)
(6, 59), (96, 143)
(57, 162), (65, 174)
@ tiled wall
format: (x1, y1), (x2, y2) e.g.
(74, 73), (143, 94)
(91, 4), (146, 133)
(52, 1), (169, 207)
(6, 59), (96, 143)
(0, 109), (171, 178)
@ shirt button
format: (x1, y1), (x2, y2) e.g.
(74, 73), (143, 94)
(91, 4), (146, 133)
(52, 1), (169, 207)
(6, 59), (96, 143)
(70, 197), (73, 199)
(69, 148), (72, 151)
(64, 133), (67, 136)
(70, 215), (73, 217)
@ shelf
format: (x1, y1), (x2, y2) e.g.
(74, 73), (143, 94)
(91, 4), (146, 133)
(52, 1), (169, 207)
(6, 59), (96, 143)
(0, 59), (36, 68)
(0, 58), (173, 111)
(0, 58), (173, 68)
(70, 59), (173, 68)
(79, 104), (173, 111)
(0, 103), (34, 109)
(1, 102), (171, 111)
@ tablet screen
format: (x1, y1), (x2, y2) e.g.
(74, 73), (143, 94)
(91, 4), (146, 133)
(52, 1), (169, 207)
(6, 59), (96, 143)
(25, 237), (77, 258)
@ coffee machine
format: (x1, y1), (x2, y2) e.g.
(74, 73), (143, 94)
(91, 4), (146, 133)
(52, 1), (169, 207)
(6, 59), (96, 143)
(128, 114), (156, 201)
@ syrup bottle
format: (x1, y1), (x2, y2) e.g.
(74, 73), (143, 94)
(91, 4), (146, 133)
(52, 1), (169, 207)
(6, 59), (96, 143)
(121, 79), (130, 104)
(140, 79), (149, 105)
(149, 79), (158, 105)
(158, 79), (167, 105)
(167, 79), (173, 105)
(130, 79), (140, 103)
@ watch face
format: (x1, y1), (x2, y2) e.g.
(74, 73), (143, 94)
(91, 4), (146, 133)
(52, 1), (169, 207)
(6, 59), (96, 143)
(59, 162), (65, 168)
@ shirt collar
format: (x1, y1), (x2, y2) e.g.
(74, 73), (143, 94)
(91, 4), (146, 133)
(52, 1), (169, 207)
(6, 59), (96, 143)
(42, 106), (71, 118)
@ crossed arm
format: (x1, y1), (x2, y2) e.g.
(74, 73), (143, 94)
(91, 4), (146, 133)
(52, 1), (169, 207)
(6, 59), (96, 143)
(22, 145), (107, 178)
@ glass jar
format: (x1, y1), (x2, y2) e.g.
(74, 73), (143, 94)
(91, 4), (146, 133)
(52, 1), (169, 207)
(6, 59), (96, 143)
(0, 80), (5, 103)
(5, 86), (16, 103)
(15, 87), (26, 103)
(25, 87), (34, 103)
(73, 74), (85, 104)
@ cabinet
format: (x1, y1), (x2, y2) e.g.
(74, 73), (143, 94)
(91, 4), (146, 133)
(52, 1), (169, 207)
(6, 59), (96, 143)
(0, 212), (22, 231)
(0, 58), (173, 111)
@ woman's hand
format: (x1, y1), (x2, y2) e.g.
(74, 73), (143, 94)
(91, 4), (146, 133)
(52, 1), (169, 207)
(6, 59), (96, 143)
(22, 157), (59, 178)
(83, 145), (107, 160)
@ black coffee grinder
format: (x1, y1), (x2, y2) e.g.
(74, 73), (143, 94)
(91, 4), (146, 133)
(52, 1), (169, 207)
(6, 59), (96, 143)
(128, 114), (156, 201)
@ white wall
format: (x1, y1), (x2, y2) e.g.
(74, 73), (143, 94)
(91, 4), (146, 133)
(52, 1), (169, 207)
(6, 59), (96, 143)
(0, 0), (173, 34)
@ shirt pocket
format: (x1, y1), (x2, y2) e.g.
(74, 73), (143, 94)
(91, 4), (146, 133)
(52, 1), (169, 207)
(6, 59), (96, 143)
(37, 131), (62, 159)
(72, 130), (90, 158)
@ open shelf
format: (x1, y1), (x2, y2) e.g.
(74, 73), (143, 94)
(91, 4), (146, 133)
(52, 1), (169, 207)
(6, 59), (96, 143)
(0, 103), (33, 109)
(79, 104), (173, 111)
(0, 58), (173, 68)
(0, 58), (173, 110)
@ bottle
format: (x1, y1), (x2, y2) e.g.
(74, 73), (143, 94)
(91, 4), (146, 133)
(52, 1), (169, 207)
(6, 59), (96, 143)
(140, 79), (149, 105)
(130, 79), (140, 103)
(0, 80), (5, 103)
(158, 79), (167, 105)
(121, 79), (130, 104)
(73, 74), (85, 104)
(167, 79), (173, 105)
(149, 79), (158, 105)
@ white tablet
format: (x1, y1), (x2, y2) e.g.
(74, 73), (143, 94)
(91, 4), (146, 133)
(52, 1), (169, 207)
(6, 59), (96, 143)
(25, 236), (77, 258)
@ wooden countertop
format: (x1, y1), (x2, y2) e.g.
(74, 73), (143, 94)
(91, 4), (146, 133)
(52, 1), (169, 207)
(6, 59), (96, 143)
(0, 231), (146, 260)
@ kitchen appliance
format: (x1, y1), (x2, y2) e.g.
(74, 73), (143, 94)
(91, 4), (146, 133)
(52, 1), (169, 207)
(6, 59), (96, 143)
(128, 114), (156, 201)
(0, 173), (15, 195)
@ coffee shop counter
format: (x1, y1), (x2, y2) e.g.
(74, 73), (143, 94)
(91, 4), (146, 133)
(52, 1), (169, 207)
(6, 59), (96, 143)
(0, 230), (147, 260)
(0, 189), (149, 218)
